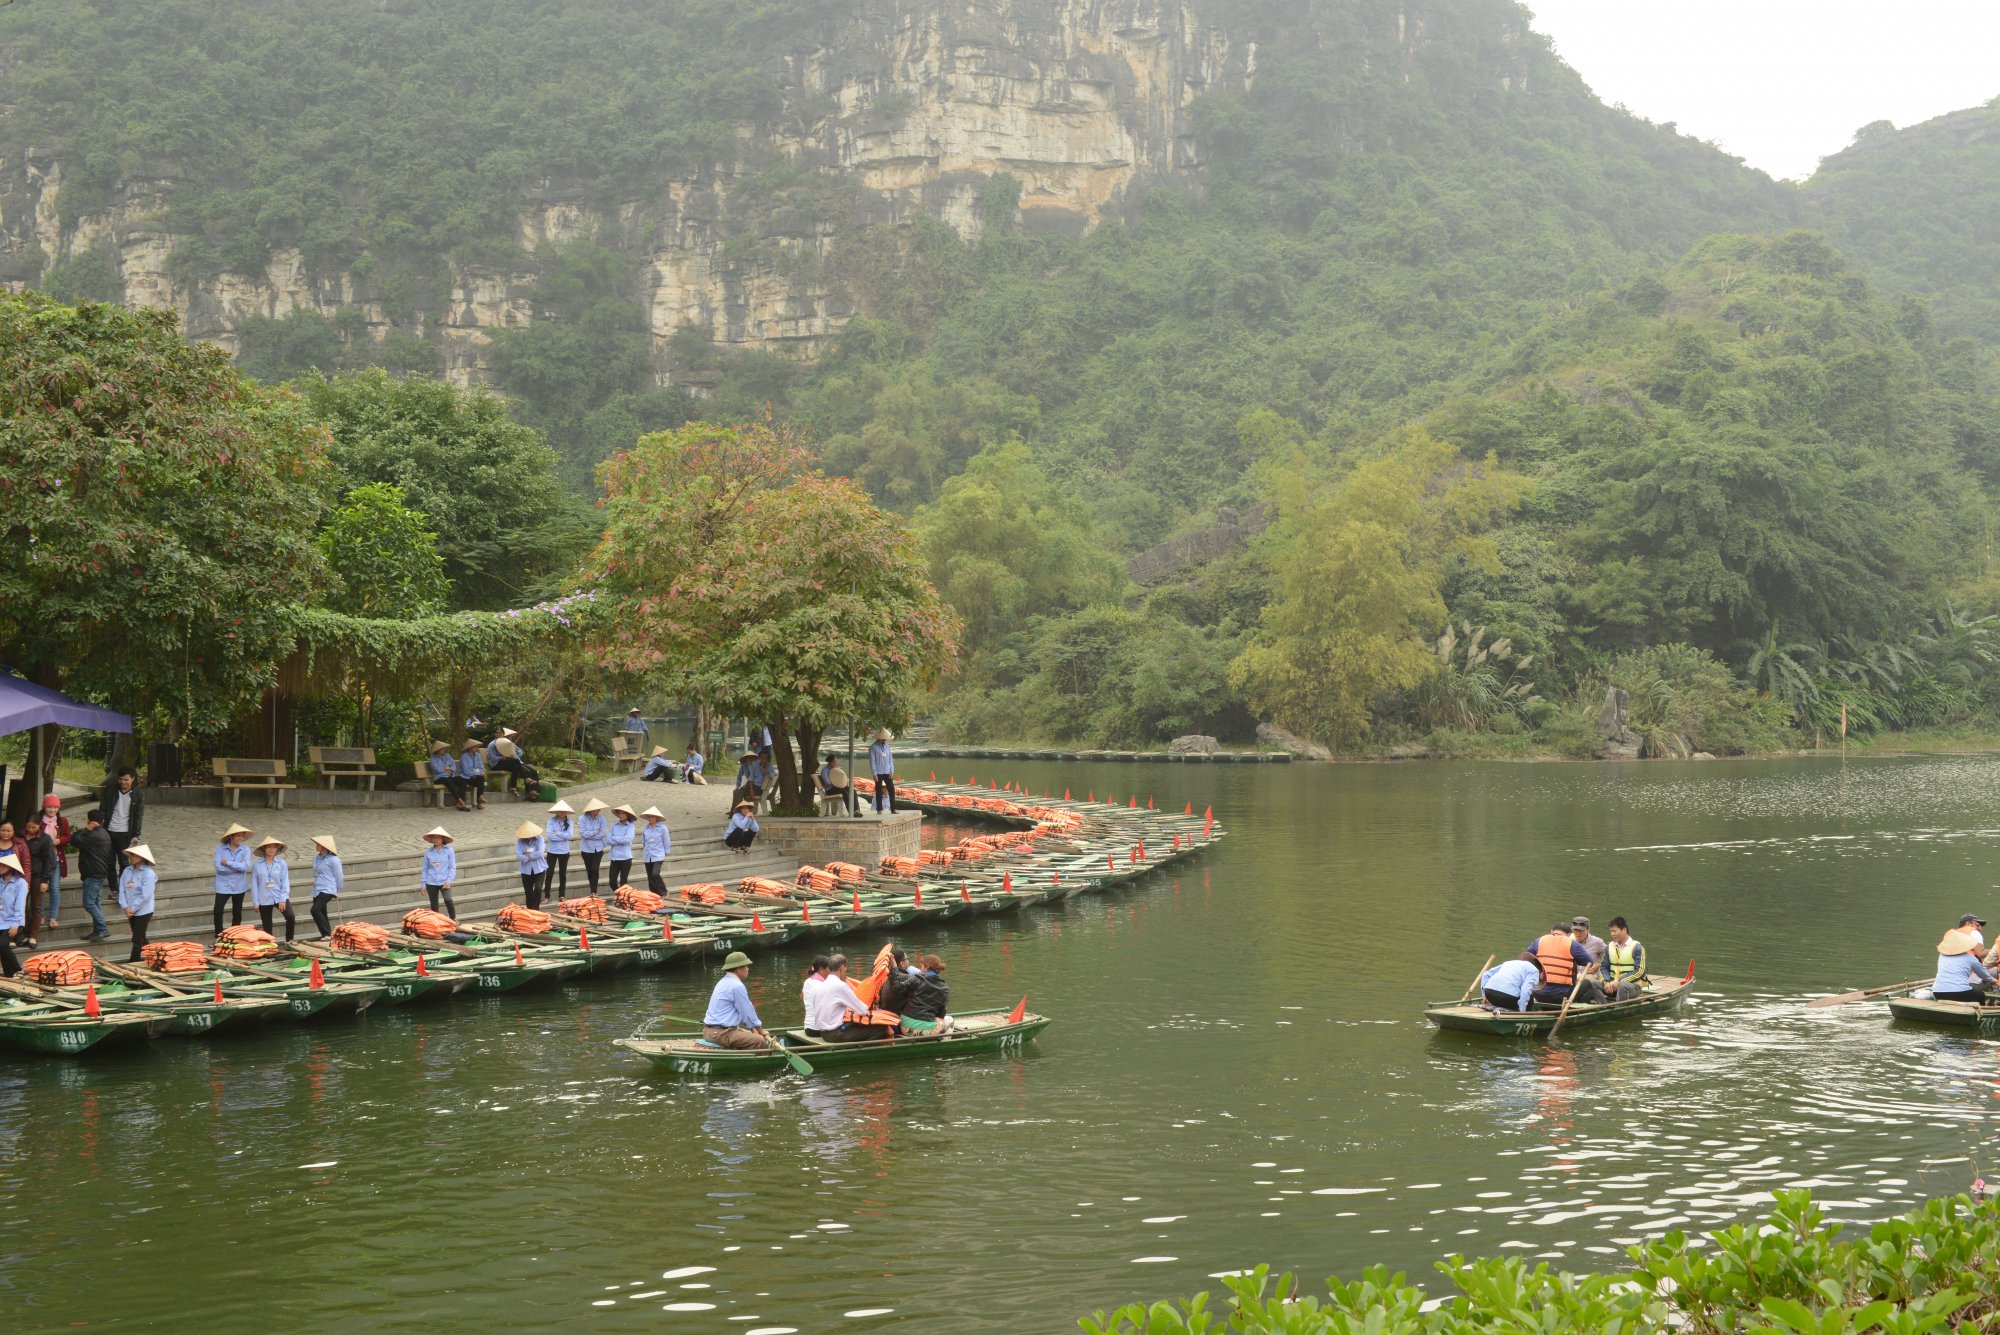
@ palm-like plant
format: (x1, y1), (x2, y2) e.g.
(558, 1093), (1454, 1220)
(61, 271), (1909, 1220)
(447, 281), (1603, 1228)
(1738, 623), (1820, 723)
(1408, 622), (1540, 732)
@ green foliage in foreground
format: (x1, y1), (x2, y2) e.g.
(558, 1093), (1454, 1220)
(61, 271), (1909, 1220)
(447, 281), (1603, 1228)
(1083, 1190), (2000, 1334)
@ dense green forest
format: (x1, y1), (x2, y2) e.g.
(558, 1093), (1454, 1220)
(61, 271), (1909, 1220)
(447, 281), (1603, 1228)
(8, 0), (2000, 754)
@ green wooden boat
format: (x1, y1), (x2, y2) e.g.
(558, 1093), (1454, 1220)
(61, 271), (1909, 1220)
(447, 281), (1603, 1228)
(457, 920), (645, 974)
(278, 948), (479, 1004)
(1425, 969), (1696, 1036)
(1886, 996), (2000, 1028)
(199, 962), (387, 1019)
(0, 994), (169, 1055)
(73, 973), (290, 1034)
(615, 1007), (1052, 1077)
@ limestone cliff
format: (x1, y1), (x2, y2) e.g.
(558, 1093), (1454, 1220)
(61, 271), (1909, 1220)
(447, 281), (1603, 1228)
(1, 0), (1254, 387)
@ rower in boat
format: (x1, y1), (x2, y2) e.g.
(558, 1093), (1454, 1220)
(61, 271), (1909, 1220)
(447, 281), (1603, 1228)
(701, 951), (775, 1050)
(1479, 953), (1545, 1013)
(1603, 917), (1648, 1001)
(1933, 925), (1997, 1004)
(1531, 921), (1603, 1005)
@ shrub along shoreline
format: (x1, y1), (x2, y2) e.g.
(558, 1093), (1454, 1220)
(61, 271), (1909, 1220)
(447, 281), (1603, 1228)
(1081, 1190), (2000, 1333)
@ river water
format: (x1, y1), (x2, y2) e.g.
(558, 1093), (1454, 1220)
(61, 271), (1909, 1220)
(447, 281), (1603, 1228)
(8, 755), (2000, 1332)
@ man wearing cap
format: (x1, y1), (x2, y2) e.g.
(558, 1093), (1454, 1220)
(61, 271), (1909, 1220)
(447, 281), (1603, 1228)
(118, 843), (158, 962)
(309, 836), (343, 940)
(702, 952), (775, 1049)
(1934, 921), (1997, 1003)
(427, 741), (469, 811)
(1570, 917), (1608, 975)
(0, 851), (26, 976)
(1958, 913), (1990, 962)
(457, 740), (488, 808)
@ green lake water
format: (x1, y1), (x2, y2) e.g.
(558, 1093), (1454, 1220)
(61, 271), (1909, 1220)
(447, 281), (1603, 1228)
(10, 755), (2000, 1332)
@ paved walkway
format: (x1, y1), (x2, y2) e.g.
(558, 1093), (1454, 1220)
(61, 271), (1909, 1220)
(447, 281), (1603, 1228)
(50, 774), (774, 872)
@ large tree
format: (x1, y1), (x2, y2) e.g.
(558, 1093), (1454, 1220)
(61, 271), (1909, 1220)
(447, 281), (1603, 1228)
(296, 368), (585, 610)
(583, 418), (959, 809)
(0, 291), (332, 814)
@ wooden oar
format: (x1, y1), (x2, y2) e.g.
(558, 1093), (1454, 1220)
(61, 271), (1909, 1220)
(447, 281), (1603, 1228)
(383, 931), (481, 957)
(0, 976), (91, 1008)
(661, 1012), (811, 1076)
(97, 960), (198, 998)
(1459, 955), (1497, 1005)
(1806, 977), (1929, 1008)
(1547, 976), (1587, 1040)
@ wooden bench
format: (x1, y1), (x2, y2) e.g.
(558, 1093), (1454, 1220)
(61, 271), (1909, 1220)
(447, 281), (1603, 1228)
(410, 762), (451, 808)
(554, 758), (588, 784)
(308, 745), (388, 792)
(609, 734), (645, 773)
(212, 757), (298, 810)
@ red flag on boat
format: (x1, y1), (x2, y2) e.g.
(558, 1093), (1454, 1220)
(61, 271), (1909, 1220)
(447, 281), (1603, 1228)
(801, 901), (811, 923)
(1138, 841), (1146, 860)
(1052, 871), (1060, 886)
(852, 891), (862, 914)
(415, 954), (429, 976)
(579, 927), (591, 951)
(1129, 795), (1137, 808)
(214, 979), (225, 1003)
(1184, 801), (1192, 815)
(1173, 834), (1181, 849)
(1064, 788), (1071, 800)
(1006, 996), (1026, 1024)
(308, 958), (325, 990)
(1088, 791), (1094, 802)
(84, 984), (101, 1017)
(930, 771), (936, 781)
(751, 913), (765, 933)
(1002, 871), (1013, 894)
(661, 918), (674, 941)
(913, 886), (924, 907)
(1147, 796), (1154, 809)
(960, 885), (971, 903)
(514, 943), (524, 966)
(1107, 854), (1115, 870)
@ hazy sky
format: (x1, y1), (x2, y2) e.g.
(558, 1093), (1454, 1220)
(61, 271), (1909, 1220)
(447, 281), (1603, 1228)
(1524, 0), (2000, 181)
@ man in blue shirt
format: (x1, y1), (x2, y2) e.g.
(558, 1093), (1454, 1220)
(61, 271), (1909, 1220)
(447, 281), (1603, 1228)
(1480, 953), (1545, 1012)
(868, 728), (897, 814)
(702, 951), (774, 1049)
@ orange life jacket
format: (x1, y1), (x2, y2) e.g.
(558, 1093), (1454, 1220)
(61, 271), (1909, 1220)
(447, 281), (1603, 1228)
(1535, 932), (1577, 987)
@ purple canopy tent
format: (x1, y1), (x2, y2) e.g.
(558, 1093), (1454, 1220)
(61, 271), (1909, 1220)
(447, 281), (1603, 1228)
(0, 671), (132, 735)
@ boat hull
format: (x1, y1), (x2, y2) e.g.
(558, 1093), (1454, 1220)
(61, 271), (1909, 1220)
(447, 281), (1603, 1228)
(1887, 997), (2000, 1028)
(0, 1000), (168, 1055)
(1425, 976), (1694, 1036)
(616, 1008), (1050, 1078)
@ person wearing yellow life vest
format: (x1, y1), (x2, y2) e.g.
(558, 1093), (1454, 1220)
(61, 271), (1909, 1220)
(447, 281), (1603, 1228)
(1603, 916), (1648, 1001)
(1528, 920), (1603, 1005)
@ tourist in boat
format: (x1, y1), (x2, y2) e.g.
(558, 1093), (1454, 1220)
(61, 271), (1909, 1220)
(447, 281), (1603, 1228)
(878, 945), (921, 1016)
(250, 835), (296, 942)
(818, 946), (902, 1041)
(640, 746), (678, 782)
(1933, 925), (1996, 1003)
(1603, 917), (1648, 1000)
(577, 798), (609, 893)
(1480, 952), (1546, 1012)
(869, 728), (897, 813)
(427, 740), (469, 810)
(724, 801), (760, 855)
(801, 955), (832, 1034)
(515, 821), (548, 909)
(701, 951), (774, 1050)
(118, 843), (157, 962)
(906, 954), (952, 1029)
(683, 742), (707, 785)
(421, 827), (458, 918)
(544, 800), (576, 901)
(1570, 916), (1608, 973)
(212, 822), (253, 936)
(0, 852), (24, 977)
(807, 952), (880, 1040)
(640, 806), (672, 893)
(308, 835), (342, 941)
(606, 804), (638, 889)
(817, 753), (853, 815)
(1530, 921), (1602, 1004)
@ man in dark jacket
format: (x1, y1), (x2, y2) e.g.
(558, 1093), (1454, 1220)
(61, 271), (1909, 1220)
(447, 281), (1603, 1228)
(71, 809), (114, 942)
(100, 768), (143, 864)
(904, 955), (951, 1024)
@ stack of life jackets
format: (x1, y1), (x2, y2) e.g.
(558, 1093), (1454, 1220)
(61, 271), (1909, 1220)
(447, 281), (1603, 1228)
(401, 909), (458, 939)
(559, 897), (609, 923)
(213, 926), (278, 959)
(917, 849), (955, 867)
(878, 856), (920, 879)
(824, 862), (868, 883)
(24, 950), (96, 985)
(330, 922), (390, 953)
(143, 941), (211, 973)
(739, 876), (793, 899)
(795, 866), (843, 895)
(495, 904), (552, 934)
(678, 883), (727, 905)
(613, 886), (666, 914)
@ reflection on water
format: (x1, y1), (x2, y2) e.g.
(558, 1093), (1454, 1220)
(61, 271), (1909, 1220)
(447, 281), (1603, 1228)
(12, 755), (2000, 1329)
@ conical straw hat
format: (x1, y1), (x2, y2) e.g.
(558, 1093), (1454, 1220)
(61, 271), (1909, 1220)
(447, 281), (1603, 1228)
(126, 843), (157, 864)
(547, 799), (575, 815)
(252, 835), (285, 853)
(581, 798), (609, 814)
(423, 826), (455, 844)
(514, 821), (543, 839)
(221, 822), (253, 840)
(640, 806), (664, 819)
(311, 834), (338, 855)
